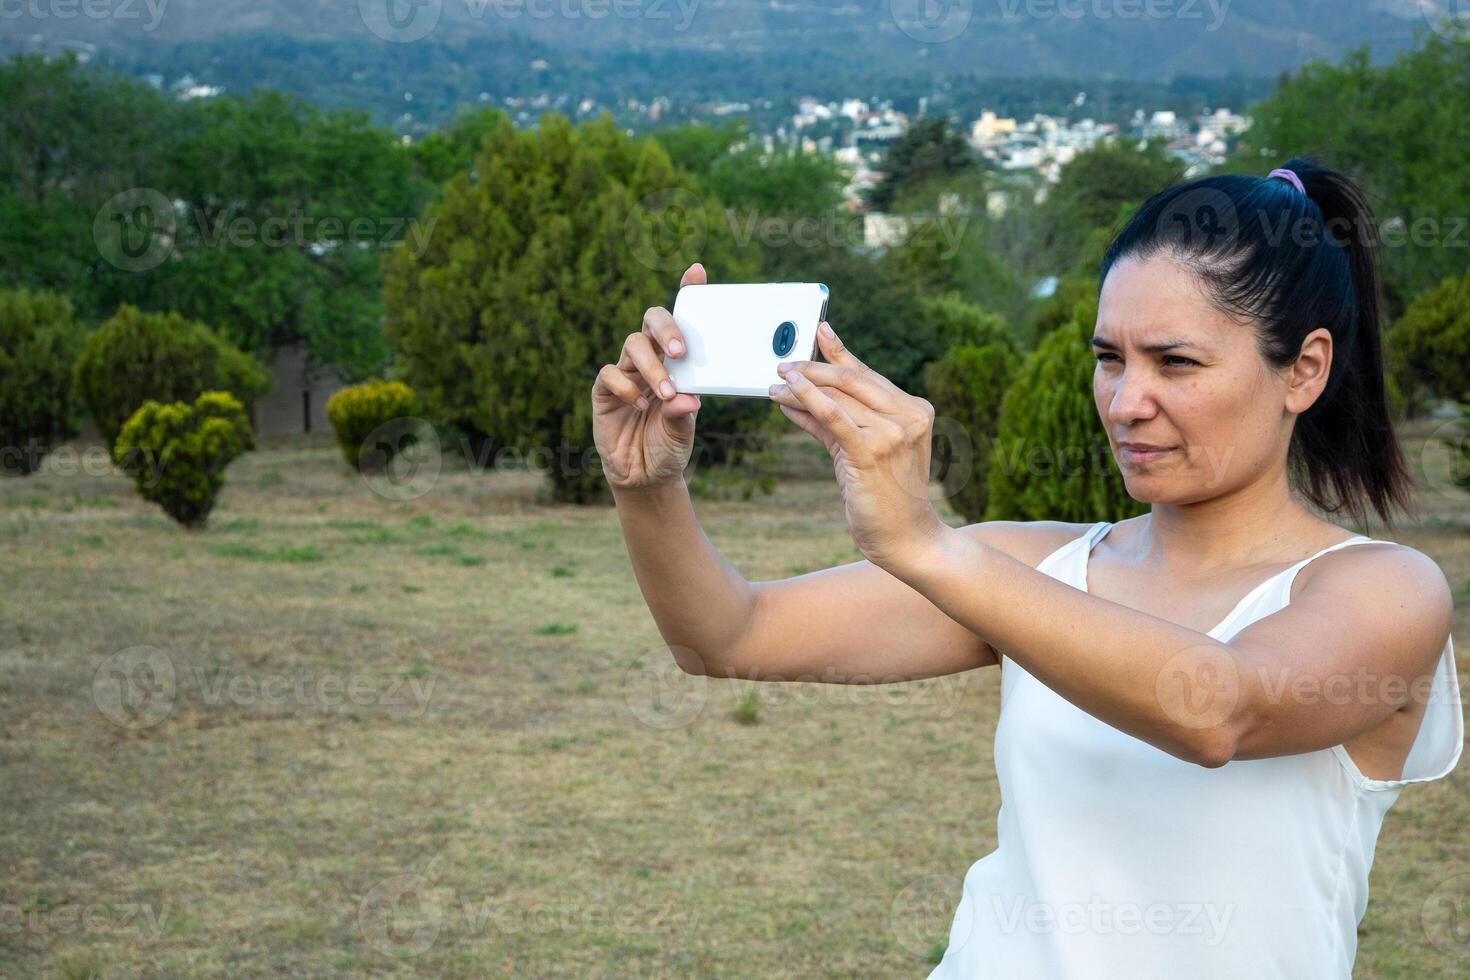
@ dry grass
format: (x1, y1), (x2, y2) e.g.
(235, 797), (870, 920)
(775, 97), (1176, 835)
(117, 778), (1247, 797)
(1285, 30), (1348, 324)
(0, 425), (1466, 978)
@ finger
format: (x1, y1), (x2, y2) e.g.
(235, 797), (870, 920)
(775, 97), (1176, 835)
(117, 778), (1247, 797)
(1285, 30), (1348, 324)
(595, 363), (651, 412)
(769, 377), (884, 428)
(680, 262), (707, 288)
(660, 392), (702, 418)
(642, 305), (686, 359)
(815, 321), (901, 395)
(619, 332), (679, 401)
(777, 403), (836, 454)
(778, 359), (901, 416)
(776, 367), (862, 446)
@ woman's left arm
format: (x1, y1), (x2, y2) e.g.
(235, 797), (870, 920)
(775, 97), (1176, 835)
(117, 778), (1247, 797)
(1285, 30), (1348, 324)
(770, 323), (1454, 768)
(896, 527), (1451, 767)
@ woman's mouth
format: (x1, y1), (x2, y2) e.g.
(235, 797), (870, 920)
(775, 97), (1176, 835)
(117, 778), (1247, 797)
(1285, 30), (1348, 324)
(1119, 444), (1177, 464)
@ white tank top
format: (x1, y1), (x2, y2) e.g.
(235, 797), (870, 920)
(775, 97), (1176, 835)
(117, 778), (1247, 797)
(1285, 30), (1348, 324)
(928, 520), (1464, 979)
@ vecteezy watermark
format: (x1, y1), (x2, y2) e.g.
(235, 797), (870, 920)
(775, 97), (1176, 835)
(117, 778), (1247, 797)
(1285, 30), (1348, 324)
(359, 0), (442, 42)
(987, 893), (1235, 943)
(1421, 870), (1470, 953)
(1154, 642), (1240, 732)
(889, 0), (973, 44)
(624, 187), (709, 273)
(0, 441), (164, 484)
(357, 417), (444, 502)
(92, 646), (439, 729)
(93, 188), (437, 273)
(889, 873), (967, 958)
(0, 0), (171, 32)
(995, 0), (1231, 31)
(0, 899), (172, 942)
(92, 645), (177, 730)
(621, 645), (710, 729)
(359, 0), (700, 43)
(357, 864), (695, 958)
(93, 188), (177, 273)
(1418, 416), (1470, 504)
(1419, 0), (1470, 42)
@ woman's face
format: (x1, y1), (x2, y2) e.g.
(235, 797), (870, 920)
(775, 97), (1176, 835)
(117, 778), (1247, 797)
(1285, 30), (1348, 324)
(1092, 251), (1328, 505)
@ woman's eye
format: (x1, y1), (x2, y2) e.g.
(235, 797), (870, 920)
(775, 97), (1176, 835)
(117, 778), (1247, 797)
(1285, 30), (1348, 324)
(1095, 353), (1119, 364)
(1163, 356), (1199, 367)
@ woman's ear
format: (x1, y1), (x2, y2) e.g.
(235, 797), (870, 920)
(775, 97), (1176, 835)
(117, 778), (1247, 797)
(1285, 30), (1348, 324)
(1286, 328), (1333, 413)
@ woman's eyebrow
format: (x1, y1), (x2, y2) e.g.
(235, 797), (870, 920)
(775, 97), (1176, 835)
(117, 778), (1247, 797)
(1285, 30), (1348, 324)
(1090, 335), (1207, 353)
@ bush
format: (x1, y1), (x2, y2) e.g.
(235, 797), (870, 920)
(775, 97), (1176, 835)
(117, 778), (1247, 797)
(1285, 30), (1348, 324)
(924, 342), (1018, 523)
(112, 391), (255, 529)
(74, 305), (269, 448)
(1386, 269), (1470, 419)
(0, 288), (85, 475)
(984, 308), (1147, 523)
(326, 379), (419, 471)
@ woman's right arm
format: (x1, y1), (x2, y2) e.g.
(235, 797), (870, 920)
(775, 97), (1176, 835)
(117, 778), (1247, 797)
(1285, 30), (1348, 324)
(613, 478), (1081, 682)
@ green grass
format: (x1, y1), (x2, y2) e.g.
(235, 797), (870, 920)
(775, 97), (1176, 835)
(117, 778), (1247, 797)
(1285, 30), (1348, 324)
(0, 424), (1466, 977)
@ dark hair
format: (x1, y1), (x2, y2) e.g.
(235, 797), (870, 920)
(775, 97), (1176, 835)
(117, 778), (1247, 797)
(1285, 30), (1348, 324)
(1098, 156), (1414, 531)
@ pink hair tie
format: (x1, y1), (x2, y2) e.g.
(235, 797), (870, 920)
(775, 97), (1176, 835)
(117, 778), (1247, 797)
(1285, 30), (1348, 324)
(1267, 168), (1306, 196)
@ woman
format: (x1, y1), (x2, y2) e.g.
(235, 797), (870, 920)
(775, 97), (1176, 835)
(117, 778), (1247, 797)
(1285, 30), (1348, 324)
(590, 158), (1463, 976)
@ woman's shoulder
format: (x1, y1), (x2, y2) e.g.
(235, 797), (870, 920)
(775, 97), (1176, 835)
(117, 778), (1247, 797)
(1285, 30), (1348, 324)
(957, 519), (1101, 570)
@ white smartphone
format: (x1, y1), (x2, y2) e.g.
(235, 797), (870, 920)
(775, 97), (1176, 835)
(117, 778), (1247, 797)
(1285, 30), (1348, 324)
(664, 282), (830, 397)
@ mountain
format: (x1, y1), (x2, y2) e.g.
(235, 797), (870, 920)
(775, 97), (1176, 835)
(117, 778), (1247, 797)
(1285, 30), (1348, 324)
(0, 0), (1454, 81)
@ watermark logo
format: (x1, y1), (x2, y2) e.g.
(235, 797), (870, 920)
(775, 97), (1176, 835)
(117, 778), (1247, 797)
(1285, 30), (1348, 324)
(889, 873), (966, 958)
(1421, 870), (1470, 953)
(1155, 186), (1240, 253)
(358, 417), (444, 501)
(621, 646), (709, 728)
(92, 646), (177, 730)
(890, 0), (972, 43)
(0, 0), (171, 31)
(359, 872), (444, 957)
(94, 188), (176, 273)
(1420, 0), (1470, 41)
(1418, 416), (1470, 504)
(1154, 642), (1239, 731)
(360, 0), (444, 42)
(625, 187), (708, 273)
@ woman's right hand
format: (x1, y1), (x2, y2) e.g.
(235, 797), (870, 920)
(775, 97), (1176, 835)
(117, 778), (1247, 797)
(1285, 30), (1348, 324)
(591, 262), (706, 491)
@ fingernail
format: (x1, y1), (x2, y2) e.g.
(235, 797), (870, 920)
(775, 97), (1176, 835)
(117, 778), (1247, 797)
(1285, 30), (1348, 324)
(777, 361), (792, 373)
(660, 380), (675, 399)
(635, 396), (649, 411)
(769, 383), (784, 396)
(668, 339), (683, 355)
(820, 321), (835, 338)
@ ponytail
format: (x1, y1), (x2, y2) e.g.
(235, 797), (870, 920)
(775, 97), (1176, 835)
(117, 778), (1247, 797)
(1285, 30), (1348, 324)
(1283, 158), (1415, 531)
(1099, 155), (1416, 531)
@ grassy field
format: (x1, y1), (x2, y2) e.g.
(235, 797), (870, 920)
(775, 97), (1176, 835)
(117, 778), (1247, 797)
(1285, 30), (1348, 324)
(1, 423), (1467, 978)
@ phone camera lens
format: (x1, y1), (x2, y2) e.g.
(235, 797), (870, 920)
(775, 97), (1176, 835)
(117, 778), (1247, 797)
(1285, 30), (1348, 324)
(772, 321), (797, 357)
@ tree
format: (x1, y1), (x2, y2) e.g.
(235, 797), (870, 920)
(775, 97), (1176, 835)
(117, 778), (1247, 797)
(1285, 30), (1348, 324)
(864, 116), (976, 212)
(1037, 141), (1181, 275)
(985, 299), (1147, 523)
(1386, 269), (1470, 417)
(0, 288), (85, 475)
(1245, 36), (1470, 318)
(383, 110), (761, 503)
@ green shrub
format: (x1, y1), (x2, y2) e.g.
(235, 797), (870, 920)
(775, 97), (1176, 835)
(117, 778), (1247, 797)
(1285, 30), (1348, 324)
(325, 379), (419, 471)
(924, 342), (1018, 523)
(74, 305), (269, 448)
(1386, 269), (1470, 419)
(0, 288), (86, 475)
(984, 309), (1146, 523)
(112, 391), (255, 529)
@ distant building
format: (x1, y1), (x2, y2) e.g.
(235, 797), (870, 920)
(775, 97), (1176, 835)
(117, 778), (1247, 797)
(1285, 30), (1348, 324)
(252, 343), (350, 436)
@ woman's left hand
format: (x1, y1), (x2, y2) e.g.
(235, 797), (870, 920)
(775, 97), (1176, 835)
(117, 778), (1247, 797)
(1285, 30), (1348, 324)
(768, 321), (948, 573)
